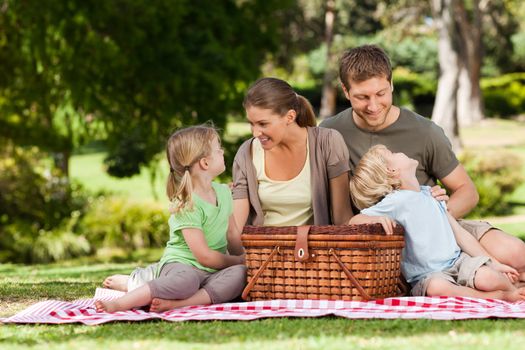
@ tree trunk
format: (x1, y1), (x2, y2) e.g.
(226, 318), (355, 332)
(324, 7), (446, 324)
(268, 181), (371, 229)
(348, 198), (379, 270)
(453, 0), (484, 126)
(431, 0), (462, 151)
(319, 0), (337, 120)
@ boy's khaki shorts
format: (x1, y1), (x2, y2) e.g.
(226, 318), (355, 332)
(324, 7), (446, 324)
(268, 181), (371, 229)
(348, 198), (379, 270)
(410, 253), (491, 296)
(457, 219), (496, 241)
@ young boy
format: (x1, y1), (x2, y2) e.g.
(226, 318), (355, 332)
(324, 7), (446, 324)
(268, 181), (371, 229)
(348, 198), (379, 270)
(349, 144), (525, 301)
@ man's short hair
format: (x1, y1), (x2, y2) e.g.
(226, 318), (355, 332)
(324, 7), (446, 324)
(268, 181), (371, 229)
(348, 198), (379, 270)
(339, 45), (392, 90)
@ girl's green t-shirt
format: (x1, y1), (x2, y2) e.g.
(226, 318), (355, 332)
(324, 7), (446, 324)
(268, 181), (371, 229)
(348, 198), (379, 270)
(158, 182), (232, 274)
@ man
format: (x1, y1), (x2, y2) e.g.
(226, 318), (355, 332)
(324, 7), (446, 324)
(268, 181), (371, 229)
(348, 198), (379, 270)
(320, 44), (525, 280)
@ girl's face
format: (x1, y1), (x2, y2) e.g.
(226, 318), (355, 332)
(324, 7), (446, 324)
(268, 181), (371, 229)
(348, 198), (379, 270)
(205, 136), (225, 176)
(380, 148), (418, 174)
(245, 106), (293, 150)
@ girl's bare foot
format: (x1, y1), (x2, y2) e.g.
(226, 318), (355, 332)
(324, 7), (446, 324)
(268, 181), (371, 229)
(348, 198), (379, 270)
(95, 300), (121, 313)
(150, 298), (180, 313)
(103, 274), (129, 292)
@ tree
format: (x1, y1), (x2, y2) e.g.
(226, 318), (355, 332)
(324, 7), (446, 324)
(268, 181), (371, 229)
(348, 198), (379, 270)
(0, 0), (296, 177)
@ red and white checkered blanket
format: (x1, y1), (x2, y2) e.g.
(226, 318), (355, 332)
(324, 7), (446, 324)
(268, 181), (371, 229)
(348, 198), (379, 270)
(2, 288), (525, 325)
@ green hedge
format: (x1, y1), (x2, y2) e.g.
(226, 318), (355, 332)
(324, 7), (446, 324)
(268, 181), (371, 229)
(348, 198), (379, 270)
(461, 149), (524, 218)
(481, 73), (525, 118)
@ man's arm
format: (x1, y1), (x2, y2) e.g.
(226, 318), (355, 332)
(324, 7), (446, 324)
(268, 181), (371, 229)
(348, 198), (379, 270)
(439, 164), (479, 219)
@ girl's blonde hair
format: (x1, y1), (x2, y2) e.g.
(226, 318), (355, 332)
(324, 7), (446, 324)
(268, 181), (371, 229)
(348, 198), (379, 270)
(166, 125), (219, 212)
(349, 144), (402, 210)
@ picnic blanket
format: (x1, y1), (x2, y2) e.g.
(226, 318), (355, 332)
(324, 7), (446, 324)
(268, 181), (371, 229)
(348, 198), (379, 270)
(2, 288), (525, 325)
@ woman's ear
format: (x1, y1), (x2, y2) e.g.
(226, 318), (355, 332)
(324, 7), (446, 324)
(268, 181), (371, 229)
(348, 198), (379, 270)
(286, 109), (297, 124)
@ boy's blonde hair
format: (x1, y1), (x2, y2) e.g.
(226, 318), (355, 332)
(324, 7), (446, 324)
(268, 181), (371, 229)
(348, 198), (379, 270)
(349, 144), (402, 210)
(166, 124), (219, 212)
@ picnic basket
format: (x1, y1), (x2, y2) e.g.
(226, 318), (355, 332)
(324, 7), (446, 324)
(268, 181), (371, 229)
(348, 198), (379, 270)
(241, 224), (405, 301)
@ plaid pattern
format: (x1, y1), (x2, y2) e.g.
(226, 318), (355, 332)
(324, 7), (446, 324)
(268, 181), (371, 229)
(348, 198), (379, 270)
(2, 288), (525, 325)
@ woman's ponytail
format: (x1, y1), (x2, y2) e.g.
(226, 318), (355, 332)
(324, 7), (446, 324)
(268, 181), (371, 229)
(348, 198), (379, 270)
(295, 94), (317, 127)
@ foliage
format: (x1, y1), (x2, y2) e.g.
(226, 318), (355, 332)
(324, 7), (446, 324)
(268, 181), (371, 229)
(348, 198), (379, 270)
(0, 141), (89, 263)
(0, 0), (297, 177)
(461, 149), (524, 218)
(78, 196), (168, 251)
(481, 73), (525, 118)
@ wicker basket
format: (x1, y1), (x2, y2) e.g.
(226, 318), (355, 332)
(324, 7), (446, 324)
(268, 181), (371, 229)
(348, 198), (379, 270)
(241, 224), (405, 301)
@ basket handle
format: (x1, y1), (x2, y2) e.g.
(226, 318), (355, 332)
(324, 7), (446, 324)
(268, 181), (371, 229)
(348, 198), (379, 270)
(329, 248), (372, 300)
(294, 225), (312, 262)
(241, 246), (280, 300)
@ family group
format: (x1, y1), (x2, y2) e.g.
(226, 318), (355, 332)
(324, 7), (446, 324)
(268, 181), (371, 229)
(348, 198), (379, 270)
(95, 45), (525, 313)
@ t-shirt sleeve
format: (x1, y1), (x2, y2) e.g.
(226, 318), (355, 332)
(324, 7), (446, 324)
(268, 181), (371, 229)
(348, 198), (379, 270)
(169, 206), (204, 234)
(232, 144), (249, 200)
(360, 194), (399, 219)
(425, 123), (460, 180)
(320, 128), (351, 179)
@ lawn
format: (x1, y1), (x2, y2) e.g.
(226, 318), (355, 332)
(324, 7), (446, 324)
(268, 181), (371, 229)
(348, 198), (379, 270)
(3, 119), (525, 349)
(2, 260), (525, 350)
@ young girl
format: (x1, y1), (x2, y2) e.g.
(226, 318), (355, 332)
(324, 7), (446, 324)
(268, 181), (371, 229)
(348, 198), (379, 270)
(95, 125), (246, 313)
(349, 144), (525, 301)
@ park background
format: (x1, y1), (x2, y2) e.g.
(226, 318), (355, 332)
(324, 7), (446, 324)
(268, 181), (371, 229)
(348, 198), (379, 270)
(1, 0), (525, 349)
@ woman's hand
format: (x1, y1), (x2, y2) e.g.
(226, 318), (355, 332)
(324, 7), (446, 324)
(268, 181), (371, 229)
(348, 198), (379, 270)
(349, 214), (396, 235)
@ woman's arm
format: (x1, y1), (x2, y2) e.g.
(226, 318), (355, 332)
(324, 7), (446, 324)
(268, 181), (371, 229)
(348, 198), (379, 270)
(182, 228), (244, 269)
(227, 214), (245, 256)
(329, 172), (353, 225)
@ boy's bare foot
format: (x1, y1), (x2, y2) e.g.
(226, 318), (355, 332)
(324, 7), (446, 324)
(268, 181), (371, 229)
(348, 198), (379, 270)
(150, 298), (180, 313)
(103, 275), (129, 292)
(502, 287), (525, 302)
(95, 300), (121, 313)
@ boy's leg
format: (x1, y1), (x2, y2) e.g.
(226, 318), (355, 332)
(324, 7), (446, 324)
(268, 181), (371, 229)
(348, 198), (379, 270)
(95, 284), (152, 313)
(474, 265), (515, 292)
(425, 276), (525, 302)
(459, 220), (525, 280)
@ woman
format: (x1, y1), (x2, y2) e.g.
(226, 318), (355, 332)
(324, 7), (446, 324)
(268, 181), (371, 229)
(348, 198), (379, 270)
(232, 77), (353, 227)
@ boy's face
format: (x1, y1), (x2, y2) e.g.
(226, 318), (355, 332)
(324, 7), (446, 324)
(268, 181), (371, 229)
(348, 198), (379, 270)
(342, 76), (394, 132)
(380, 148), (418, 174)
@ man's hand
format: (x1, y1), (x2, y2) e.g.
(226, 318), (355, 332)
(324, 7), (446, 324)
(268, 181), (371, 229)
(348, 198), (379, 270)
(431, 185), (449, 202)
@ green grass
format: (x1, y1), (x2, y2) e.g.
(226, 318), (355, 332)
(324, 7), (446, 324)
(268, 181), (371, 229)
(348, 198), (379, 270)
(1, 261), (525, 349)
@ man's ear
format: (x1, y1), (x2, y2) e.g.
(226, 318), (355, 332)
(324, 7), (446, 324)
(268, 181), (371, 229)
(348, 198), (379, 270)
(390, 80), (394, 92)
(340, 80), (351, 100)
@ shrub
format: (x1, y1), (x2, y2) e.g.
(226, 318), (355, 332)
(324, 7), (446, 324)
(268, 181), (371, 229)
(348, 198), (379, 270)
(0, 142), (90, 263)
(460, 150), (524, 218)
(78, 196), (169, 251)
(482, 73), (525, 118)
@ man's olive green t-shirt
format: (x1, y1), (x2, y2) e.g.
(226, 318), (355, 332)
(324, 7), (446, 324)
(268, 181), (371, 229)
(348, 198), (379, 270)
(319, 107), (459, 186)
